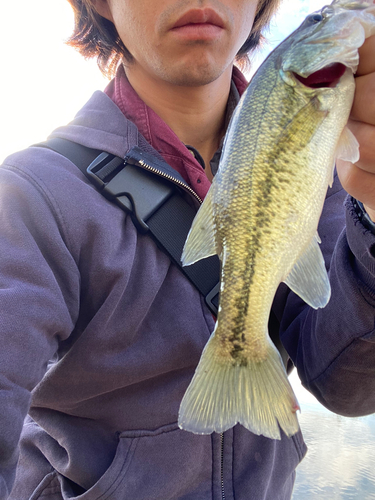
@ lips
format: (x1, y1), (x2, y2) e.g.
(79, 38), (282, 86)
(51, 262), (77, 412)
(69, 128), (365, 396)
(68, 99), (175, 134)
(172, 8), (225, 30)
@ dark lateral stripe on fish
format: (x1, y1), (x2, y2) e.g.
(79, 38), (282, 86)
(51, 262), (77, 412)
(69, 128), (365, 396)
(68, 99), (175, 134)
(226, 98), (327, 361)
(227, 176), (276, 361)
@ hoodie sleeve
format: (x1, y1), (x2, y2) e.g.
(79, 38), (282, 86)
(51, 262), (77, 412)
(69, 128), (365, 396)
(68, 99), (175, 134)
(279, 172), (375, 417)
(0, 163), (80, 497)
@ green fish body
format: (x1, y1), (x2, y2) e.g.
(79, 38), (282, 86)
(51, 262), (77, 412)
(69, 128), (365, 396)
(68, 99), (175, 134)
(178, 0), (375, 439)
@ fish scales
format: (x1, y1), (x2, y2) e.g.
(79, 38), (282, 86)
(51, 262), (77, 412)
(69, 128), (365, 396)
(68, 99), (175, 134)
(179, 0), (375, 439)
(214, 93), (326, 362)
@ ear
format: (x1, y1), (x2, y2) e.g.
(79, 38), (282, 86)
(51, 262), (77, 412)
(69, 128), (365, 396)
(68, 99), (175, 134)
(91, 0), (114, 23)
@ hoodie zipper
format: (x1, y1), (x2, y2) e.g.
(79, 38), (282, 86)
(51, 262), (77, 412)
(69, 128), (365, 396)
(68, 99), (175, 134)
(129, 152), (226, 496)
(220, 432), (226, 500)
(136, 158), (203, 204)
(136, 155), (227, 499)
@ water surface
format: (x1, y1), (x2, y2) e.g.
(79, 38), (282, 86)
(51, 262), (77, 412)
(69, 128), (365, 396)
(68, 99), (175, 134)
(291, 372), (375, 499)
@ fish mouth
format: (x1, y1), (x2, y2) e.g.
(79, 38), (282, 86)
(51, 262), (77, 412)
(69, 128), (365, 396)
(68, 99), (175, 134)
(293, 63), (346, 88)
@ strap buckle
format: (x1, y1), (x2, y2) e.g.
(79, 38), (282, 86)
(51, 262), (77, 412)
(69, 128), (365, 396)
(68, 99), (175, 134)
(86, 153), (175, 234)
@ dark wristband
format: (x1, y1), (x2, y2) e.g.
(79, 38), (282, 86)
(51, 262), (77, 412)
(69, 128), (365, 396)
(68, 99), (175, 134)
(351, 197), (375, 236)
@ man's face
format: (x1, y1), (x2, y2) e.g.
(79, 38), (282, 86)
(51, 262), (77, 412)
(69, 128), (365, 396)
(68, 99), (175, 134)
(98, 0), (258, 86)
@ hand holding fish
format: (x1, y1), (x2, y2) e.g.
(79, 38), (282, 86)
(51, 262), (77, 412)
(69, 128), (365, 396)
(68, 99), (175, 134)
(337, 33), (375, 221)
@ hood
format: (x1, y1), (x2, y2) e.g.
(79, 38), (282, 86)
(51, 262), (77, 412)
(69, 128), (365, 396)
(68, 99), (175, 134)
(49, 91), (141, 160)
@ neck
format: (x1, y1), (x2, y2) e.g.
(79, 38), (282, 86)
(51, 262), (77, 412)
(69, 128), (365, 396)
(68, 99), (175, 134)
(124, 65), (233, 179)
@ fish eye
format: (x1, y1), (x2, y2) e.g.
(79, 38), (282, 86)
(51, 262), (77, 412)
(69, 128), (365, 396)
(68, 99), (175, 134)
(307, 13), (324, 23)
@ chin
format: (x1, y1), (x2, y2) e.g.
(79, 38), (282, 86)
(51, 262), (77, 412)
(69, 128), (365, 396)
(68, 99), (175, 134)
(161, 63), (228, 87)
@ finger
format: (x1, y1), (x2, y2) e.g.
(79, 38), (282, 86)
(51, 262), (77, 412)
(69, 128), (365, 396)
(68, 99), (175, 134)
(336, 158), (375, 212)
(349, 73), (375, 126)
(356, 34), (375, 77)
(346, 119), (375, 170)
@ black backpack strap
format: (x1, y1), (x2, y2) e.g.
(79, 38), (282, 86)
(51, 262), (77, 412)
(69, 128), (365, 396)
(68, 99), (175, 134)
(34, 138), (221, 315)
(36, 137), (102, 172)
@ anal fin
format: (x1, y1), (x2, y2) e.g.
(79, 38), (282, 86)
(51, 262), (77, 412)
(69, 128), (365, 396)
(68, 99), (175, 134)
(284, 234), (331, 309)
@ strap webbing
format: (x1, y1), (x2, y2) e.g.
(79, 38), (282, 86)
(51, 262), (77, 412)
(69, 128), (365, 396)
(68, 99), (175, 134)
(40, 138), (102, 172)
(146, 193), (220, 311)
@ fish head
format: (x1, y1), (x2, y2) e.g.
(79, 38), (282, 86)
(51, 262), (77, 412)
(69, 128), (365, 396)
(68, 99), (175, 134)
(278, 0), (375, 90)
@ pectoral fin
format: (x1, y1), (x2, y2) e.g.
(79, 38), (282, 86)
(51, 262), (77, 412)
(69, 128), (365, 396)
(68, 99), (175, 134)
(284, 234), (331, 309)
(181, 188), (219, 266)
(275, 98), (327, 154)
(335, 126), (360, 163)
(328, 126), (359, 188)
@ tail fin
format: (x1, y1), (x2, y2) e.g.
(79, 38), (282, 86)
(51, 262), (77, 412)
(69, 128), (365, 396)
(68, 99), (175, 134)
(178, 332), (299, 439)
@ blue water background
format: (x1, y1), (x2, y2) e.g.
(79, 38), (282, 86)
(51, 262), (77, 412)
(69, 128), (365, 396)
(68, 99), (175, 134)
(290, 372), (375, 499)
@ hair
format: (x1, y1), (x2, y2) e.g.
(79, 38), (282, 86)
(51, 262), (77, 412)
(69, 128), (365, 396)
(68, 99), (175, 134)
(66, 0), (280, 78)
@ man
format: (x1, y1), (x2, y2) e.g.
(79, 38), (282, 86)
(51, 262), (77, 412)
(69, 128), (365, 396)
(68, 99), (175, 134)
(0, 0), (374, 499)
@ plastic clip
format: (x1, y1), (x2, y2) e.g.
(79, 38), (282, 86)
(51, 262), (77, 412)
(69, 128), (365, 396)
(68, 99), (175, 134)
(86, 153), (175, 234)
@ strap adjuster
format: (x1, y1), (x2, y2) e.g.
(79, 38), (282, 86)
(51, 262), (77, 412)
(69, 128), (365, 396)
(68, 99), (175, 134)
(86, 153), (175, 234)
(205, 283), (220, 316)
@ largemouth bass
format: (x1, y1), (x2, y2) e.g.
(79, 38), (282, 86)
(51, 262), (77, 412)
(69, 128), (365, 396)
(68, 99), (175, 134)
(178, 0), (375, 439)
